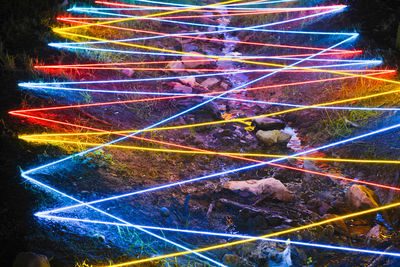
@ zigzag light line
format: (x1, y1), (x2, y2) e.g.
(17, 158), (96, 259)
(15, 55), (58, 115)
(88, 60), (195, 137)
(12, 0), (400, 266)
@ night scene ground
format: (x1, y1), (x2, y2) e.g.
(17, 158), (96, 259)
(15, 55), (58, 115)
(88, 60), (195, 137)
(2, 0), (400, 266)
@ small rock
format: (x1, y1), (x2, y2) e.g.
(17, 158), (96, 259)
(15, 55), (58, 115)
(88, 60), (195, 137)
(181, 52), (212, 68)
(121, 68), (134, 77)
(160, 207), (170, 217)
(256, 130), (292, 146)
(13, 252), (50, 267)
(306, 198), (331, 215)
(223, 254), (254, 267)
(253, 117), (285, 131)
(172, 83), (192, 93)
(167, 61), (185, 72)
(366, 225), (382, 240)
(344, 117), (361, 128)
(220, 82), (229, 90)
(345, 185), (379, 210)
(223, 178), (293, 201)
(198, 102), (222, 120)
(200, 77), (220, 88)
(179, 76), (197, 87)
(93, 233), (105, 242)
(182, 43), (198, 52)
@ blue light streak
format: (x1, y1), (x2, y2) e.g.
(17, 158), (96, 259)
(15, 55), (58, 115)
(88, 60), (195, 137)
(17, 1), (396, 261)
(20, 61), (381, 87)
(35, 214), (400, 258)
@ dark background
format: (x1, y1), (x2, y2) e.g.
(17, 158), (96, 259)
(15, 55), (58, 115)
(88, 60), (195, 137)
(1, 0), (400, 265)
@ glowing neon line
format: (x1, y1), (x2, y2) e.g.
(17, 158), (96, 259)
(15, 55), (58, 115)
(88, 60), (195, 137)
(25, 61), (384, 87)
(44, 43), (363, 61)
(36, 57), (380, 69)
(57, 13), (351, 52)
(66, 6), (348, 20)
(89, 0), (295, 12)
(95, 0), (296, 10)
(102, 199), (400, 266)
(47, 44), (360, 61)
(18, 109), (400, 195)
(63, 7), (350, 42)
(34, 119), (400, 218)
(21, 137), (400, 165)
(16, 1), (398, 263)
(18, 171), (225, 266)
(50, 18), (400, 89)
(18, 82), (400, 114)
(14, 35), (381, 209)
(25, 71), (398, 132)
(56, 0), (246, 32)
(17, 70), (396, 119)
(12, 103), (400, 197)
(63, 7), (350, 48)
(34, 214), (400, 258)
(73, 6), (347, 13)
(64, 10), (355, 40)
(21, 122), (400, 265)
(55, 13), (356, 45)
(96, 0), (296, 9)
(70, 5), (350, 37)
(15, 37), (356, 158)
(11, 2), (253, 264)
(34, 64), (383, 72)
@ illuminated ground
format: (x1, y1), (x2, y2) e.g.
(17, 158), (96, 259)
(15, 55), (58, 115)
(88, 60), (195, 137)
(4, 0), (400, 266)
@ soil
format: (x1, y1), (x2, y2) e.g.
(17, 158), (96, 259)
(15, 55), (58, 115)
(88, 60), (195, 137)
(2, 0), (400, 266)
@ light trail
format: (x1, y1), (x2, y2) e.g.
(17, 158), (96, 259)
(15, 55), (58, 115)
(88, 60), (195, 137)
(13, 0), (400, 265)
(20, 137), (400, 165)
(33, 214), (400, 258)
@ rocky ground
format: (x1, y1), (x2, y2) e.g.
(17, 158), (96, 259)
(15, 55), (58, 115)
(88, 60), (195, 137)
(2, 0), (400, 267)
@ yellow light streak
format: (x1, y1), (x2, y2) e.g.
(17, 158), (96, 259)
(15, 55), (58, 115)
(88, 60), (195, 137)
(21, 137), (400, 164)
(105, 201), (400, 266)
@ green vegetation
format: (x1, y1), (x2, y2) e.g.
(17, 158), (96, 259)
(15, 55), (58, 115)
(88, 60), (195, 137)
(322, 109), (380, 138)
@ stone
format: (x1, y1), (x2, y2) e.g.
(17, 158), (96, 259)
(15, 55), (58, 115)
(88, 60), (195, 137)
(13, 252), (50, 267)
(167, 61), (185, 72)
(256, 130), (292, 146)
(200, 77), (220, 88)
(182, 43), (198, 52)
(366, 225), (382, 240)
(223, 178), (293, 201)
(160, 207), (170, 217)
(198, 102), (222, 120)
(93, 233), (105, 242)
(181, 52), (212, 68)
(121, 68), (134, 77)
(222, 254), (254, 267)
(306, 198), (331, 215)
(172, 83), (192, 93)
(179, 76), (197, 87)
(253, 117), (285, 131)
(220, 82), (229, 90)
(344, 117), (361, 128)
(345, 185), (379, 210)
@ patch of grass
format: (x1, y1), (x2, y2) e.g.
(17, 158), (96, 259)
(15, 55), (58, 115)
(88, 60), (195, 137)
(74, 149), (115, 168)
(311, 76), (399, 140)
(74, 260), (93, 267)
(322, 109), (380, 138)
